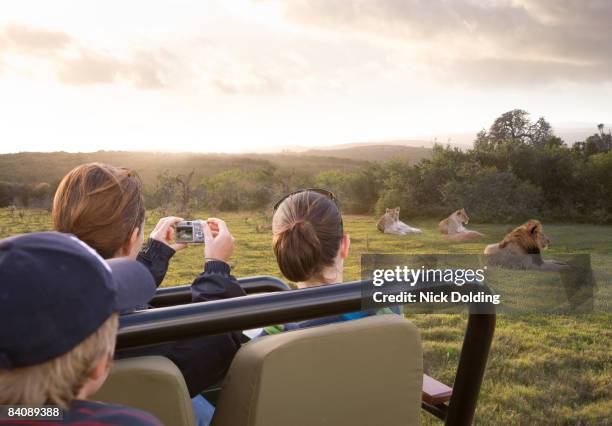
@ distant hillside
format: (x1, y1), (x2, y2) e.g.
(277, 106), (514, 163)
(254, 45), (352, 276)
(0, 150), (370, 187)
(302, 144), (431, 163)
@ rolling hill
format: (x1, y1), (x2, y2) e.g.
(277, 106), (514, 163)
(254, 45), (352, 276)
(0, 143), (431, 187)
(300, 144), (431, 163)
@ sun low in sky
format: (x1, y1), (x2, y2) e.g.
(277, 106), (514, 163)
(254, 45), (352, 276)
(0, 0), (610, 153)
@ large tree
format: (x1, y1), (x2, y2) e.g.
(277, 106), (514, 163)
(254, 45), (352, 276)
(475, 109), (555, 150)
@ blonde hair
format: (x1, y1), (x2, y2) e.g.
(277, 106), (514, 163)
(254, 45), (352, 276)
(0, 313), (118, 409)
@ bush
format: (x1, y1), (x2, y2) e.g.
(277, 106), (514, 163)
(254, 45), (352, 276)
(441, 171), (543, 222)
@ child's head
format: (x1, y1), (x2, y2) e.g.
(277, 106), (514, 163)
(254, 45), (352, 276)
(0, 232), (155, 408)
(0, 313), (118, 408)
(272, 189), (349, 285)
(53, 162), (145, 259)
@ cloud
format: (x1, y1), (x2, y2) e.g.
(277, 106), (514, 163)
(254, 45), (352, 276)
(452, 58), (612, 88)
(3, 25), (72, 53)
(0, 25), (170, 89)
(0, 23), (297, 94)
(211, 74), (281, 95)
(57, 49), (120, 85)
(57, 48), (169, 89)
(3, 1), (610, 94)
(276, 0), (612, 85)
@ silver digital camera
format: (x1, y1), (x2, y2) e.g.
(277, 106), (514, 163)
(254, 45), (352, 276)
(175, 220), (205, 244)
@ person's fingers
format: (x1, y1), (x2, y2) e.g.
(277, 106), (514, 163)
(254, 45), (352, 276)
(207, 218), (229, 234)
(157, 217), (184, 238)
(209, 224), (219, 237)
(167, 225), (176, 240)
(153, 218), (168, 234)
(161, 216), (183, 229)
(152, 219), (164, 232)
(202, 222), (214, 243)
(207, 219), (220, 231)
(151, 217), (189, 246)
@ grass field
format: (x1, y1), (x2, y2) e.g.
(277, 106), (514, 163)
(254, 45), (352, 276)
(1, 208), (610, 425)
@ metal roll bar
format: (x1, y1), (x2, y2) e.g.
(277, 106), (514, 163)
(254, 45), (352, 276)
(149, 275), (291, 308)
(118, 279), (495, 425)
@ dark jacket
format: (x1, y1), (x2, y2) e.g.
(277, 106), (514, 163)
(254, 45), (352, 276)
(136, 238), (176, 287)
(117, 239), (246, 397)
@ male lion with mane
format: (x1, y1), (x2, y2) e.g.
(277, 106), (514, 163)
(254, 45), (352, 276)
(484, 219), (567, 271)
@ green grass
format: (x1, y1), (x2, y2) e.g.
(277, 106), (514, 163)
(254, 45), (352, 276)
(1, 208), (610, 425)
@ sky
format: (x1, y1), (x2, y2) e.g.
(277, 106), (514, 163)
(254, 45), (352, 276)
(0, 0), (611, 153)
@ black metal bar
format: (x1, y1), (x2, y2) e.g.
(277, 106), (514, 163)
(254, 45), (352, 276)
(149, 275), (290, 308)
(238, 275), (291, 292)
(445, 310), (496, 426)
(422, 402), (448, 420)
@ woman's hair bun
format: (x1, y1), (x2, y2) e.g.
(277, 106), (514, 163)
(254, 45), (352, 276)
(273, 219), (322, 282)
(272, 191), (343, 283)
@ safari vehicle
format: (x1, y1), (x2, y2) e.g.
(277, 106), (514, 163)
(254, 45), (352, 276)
(93, 276), (495, 426)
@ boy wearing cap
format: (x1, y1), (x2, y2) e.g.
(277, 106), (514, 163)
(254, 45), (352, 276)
(0, 232), (162, 425)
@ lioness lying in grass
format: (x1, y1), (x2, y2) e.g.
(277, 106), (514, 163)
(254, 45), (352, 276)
(376, 207), (422, 235)
(438, 208), (484, 241)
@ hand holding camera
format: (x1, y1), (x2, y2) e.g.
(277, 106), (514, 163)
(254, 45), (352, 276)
(150, 217), (188, 251)
(173, 218), (235, 263)
(203, 218), (235, 263)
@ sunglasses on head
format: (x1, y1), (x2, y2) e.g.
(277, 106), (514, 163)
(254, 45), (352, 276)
(273, 188), (338, 211)
(273, 188), (343, 231)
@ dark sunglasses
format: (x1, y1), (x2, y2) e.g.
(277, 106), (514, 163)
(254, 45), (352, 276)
(273, 188), (343, 231)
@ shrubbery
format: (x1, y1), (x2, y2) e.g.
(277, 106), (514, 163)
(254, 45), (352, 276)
(2, 110), (611, 223)
(441, 171), (543, 222)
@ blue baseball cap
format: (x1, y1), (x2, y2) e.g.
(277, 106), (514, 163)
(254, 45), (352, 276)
(0, 232), (156, 369)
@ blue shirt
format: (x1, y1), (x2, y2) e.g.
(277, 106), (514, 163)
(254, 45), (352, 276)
(260, 307), (400, 336)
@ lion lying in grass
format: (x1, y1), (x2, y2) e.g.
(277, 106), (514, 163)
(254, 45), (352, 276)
(484, 219), (568, 271)
(376, 207), (422, 235)
(438, 208), (484, 241)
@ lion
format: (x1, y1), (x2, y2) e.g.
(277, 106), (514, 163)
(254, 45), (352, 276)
(376, 207), (422, 235)
(438, 208), (484, 241)
(484, 219), (567, 271)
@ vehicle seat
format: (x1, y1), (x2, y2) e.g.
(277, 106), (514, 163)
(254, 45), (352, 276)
(212, 314), (423, 426)
(92, 355), (195, 426)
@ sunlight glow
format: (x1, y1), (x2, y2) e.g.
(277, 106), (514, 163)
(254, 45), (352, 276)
(0, 1), (610, 153)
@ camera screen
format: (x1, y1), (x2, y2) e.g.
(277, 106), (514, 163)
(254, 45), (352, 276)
(176, 226), (193, 241)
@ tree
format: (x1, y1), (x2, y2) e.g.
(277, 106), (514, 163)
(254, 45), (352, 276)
(204, 170), (243, 211)
(149, 171), (180, 209)
(0, 182), (12, 207)
(573, 124), (612, 157)
(475, 109), (554, 150)
(30, 182), (52, 208)
(175, 171), (195, 213)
